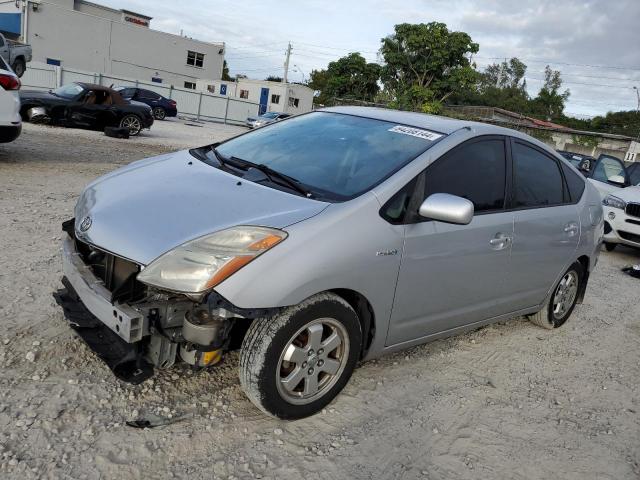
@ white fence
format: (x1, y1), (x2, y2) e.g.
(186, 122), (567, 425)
(20, 62), (260, 126)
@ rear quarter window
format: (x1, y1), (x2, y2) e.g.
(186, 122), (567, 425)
(560, 162), (586, 202)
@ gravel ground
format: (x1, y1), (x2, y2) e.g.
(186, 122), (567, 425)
(0, 121), (639, 480)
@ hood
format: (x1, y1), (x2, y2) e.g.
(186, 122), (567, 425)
(19, 90), (57, 100)
(74, 150), (329, 265)
(610, 185), (640, 202)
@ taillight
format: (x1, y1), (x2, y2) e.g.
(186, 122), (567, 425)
(0, 74), (20, 91)
(169, 100), (177, 107)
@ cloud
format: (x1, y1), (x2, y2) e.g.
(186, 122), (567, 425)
(96, 0), (640, 115)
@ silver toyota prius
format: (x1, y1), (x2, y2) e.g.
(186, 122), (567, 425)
(57, 107), (603, 418)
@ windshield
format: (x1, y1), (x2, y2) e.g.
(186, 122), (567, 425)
(213, 112), (442, 200)
(628, 164), (640, 186)
(260, 112), (279, 119)
(53, 83), (84, 99)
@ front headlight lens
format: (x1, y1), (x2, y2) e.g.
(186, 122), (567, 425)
(137, 226), (287, 293)
(602, 195), (626, 210)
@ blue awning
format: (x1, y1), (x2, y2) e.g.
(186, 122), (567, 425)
(0, 13), (21, 36)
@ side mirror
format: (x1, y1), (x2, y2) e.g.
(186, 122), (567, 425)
(418, 193), (474, 225)
(607, 175), (626, 187)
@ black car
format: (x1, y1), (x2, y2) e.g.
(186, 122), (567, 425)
(19, 82), (154, 136)
(556, 150), (596, 172)
(114, 86), (177, 120)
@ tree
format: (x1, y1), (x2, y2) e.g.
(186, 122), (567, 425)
(221, 60), (232, 81)
(308, 53), (381, 105)
(529, 65), (570, 120)
(379, 22), (479, 112)
(265, 75), (283, 82)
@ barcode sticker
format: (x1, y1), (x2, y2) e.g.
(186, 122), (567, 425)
(388, 125), (443, 141)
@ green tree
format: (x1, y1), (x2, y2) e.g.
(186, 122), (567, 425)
(221, 60), (232, 81)
(379, 22), (479, 112)
(308, 53), (381, 105)
(265, 75), (283, 82)
(529, 65), (570, 120)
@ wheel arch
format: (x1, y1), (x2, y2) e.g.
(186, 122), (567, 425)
(329, 288), (376, 359)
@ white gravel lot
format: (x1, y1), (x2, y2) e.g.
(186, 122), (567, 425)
(0, 121), (638, 480)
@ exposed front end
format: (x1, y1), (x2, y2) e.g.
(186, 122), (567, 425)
(603, 197), (640, 249)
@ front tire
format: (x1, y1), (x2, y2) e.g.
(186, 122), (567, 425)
(119, 114), (142, 136)
(239, 293), (362, 419)
(528, 261), (584, 329)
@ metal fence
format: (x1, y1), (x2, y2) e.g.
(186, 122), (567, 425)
(20, 62), (260, 126)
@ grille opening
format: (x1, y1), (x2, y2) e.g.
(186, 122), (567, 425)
(626, 203), (640, 219)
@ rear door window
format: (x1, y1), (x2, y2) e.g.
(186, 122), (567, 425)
(512, 142), (564, 208)
(560, 162), (586, 202)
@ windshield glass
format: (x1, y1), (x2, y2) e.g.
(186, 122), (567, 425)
(260, 112), (279, 119)
(628, 164), (640, 186)
(53, 83), (84, 99)
(213, 112), (442, 200)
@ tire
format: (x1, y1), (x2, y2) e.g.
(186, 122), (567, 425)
(604, 242), (617, 252)
(119, 114), (142, 136)
(152, 107), (166, 120)
(239, 292), (362, 419)
(528, 261), (584, 329)
(12, 59), (25, 78)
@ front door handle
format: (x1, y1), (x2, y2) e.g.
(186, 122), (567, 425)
(489, 233), (512, 250)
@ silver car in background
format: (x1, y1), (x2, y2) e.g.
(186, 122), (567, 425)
(245, 111), (291, 128)
(57, 107), (603, 418)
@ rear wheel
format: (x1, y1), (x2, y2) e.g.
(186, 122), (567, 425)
(604, 242), (617, 252)
(12, 59), (25, 78)
(239, 293), (361, 419)
(119, 114), (142, 136)
(528, 261), (584, 329)
(152, 107), (166, 120)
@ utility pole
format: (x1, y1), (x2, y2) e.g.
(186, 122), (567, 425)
(283, 42), (292, 84)
(633, 86), (640, 143)
(283, 42), (292, 113)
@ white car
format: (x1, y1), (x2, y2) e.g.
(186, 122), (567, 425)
(0, 55), (21, 143)
(602, 186), (640, 251)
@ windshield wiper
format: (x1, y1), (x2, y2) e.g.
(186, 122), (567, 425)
(210, 147), (246, 170)
(230, 156), (313, 198)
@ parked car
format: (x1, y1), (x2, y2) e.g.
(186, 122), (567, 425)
(0, 55), (21, 143)
(56, 107), (603, 419)
(626, 162), (640, 186)
(0, 33), (32, 78)
(558, 151), (631, 198)
(246, 111), (291, 128)
(19, 82), (154, 135)
(602, 186), (640, 251)
(114, 86), (177, 120)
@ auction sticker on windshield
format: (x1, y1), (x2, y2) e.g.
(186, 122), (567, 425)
(388, 125), (443, 141)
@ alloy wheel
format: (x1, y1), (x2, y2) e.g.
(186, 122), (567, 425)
(121, 115), (142, 136)
(276, 318), (349, 405)
(552, 270), (579, 320)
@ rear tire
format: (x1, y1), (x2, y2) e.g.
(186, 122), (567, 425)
(604, 242), (617, 252)
(152, 107), (166, 120)
(528, 261), (584, 329)
(12, 59), (25, 78)
(239, 292), (361, 419)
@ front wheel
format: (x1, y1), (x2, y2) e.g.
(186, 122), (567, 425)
(119, 114), (142, 136)
(239, 293), (362, 419)
(528, 261), (584, 329)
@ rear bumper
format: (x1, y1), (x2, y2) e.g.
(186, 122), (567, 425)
(0, 124), (21, 143)
(61, 236), (147, 343)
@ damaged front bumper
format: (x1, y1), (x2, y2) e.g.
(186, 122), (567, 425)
(56, 225), (276, 384)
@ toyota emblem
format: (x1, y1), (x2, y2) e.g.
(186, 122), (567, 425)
(79, 216), (92, 232)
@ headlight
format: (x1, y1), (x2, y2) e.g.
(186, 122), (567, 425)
(602, 195), (626, 210)
(137, 226), (287, 293)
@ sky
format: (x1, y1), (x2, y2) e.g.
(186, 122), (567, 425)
(97, 0), (640, 117)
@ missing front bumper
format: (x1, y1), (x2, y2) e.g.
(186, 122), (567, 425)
(54, 278), (154, 384)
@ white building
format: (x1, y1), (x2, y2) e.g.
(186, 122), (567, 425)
(196, 78), (314, 115)
(0, 0), (225, 88)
